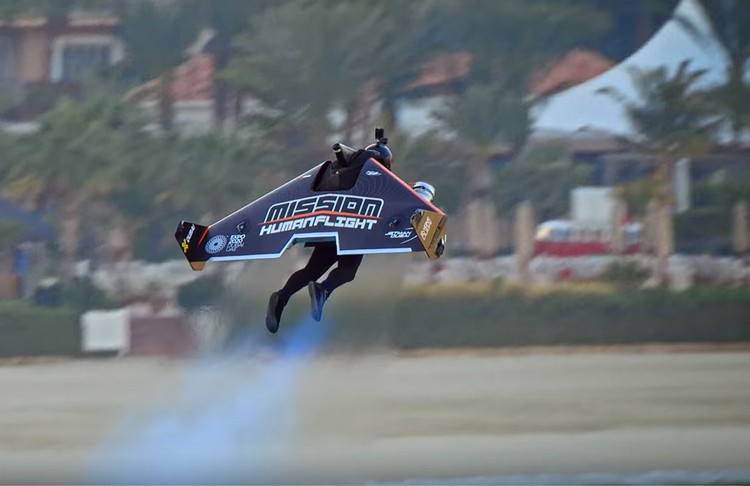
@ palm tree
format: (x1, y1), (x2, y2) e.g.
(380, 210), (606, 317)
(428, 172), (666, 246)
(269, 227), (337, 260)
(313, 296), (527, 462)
(0, 219), (26, 297)
(180, 1), (278, 130)
(376, 1), (443, 130)
(4, 95), (133, 280)
(439, 83), (531, 256)
(227, 3), (385, 124)
(223, 1), (439, 164)
(678, 0), (750, 144)
(433, 1), (611, 256)
(117, 1), (200, 131)
(443, 1), (611, 89)
(597, 60), (718, 283)
(169, 132), (261, 221)
(494, 141), (592, 223)
(223, 2), (344, 168)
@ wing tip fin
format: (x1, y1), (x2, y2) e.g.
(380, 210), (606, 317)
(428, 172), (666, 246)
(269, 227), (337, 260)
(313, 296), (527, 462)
(175, 221), (209, 270)
(189, 261), (206, 271)
(411, 209), (447, 259)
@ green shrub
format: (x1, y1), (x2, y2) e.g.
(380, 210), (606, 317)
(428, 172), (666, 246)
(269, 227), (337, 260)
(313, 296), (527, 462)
(177, 275), (224, 311)
(0, 301), (81, 357)
(63, 277), (122, 312)
(391, 287), (750, 348)
(601, 261), (650, 289)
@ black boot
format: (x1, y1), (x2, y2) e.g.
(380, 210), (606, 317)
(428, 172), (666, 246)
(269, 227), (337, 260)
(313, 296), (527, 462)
(265, 292), (286, 333)
(307, 281), (329, 322)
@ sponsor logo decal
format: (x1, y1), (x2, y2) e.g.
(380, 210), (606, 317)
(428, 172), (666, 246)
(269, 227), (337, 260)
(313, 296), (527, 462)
(205, 235), (227, 254)
(365, 170), (381, 176)
(420, 216), (433, 240)
(181, 223), (196, 254)
(259, 194), (383, 236)
(260, 215), (377, 235)
(385, 230), (413, 239)
(226, 234), (246, 252)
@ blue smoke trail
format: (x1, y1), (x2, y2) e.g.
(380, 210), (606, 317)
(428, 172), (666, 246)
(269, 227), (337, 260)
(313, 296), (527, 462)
(86, 317), (330, 485)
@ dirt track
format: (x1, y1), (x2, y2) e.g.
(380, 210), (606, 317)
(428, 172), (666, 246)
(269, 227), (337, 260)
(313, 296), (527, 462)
(1, 348), (750, 484)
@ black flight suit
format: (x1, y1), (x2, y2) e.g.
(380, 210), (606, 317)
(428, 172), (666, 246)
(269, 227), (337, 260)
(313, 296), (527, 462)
(276, 149), (390, 305)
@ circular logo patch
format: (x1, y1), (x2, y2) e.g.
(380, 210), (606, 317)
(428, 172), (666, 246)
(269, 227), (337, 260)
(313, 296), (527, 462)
(205, 235), (227, 254)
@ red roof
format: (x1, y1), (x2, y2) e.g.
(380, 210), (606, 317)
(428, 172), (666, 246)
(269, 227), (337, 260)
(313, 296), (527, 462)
(403, 48), (614, 97)
(402, 52), (471, 92)
(129, 48), (612, 103)
(530, 48), (614, 96)
(170, 53), (214, 100)
(125, 53), (215, 102)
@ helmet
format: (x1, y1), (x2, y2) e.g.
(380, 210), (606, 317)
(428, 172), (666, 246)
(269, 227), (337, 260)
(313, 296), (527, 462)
(365, 143), (393, 169)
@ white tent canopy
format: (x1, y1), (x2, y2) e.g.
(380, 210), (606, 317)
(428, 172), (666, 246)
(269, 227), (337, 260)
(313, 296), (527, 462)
(532, 0), (727, 136)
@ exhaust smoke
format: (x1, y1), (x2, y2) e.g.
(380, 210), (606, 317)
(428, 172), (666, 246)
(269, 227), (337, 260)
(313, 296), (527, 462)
(86, 317), (330, 484)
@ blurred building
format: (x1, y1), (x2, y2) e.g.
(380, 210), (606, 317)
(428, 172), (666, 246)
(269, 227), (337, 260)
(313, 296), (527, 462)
(121, 2), (674, 137)
(396, 48), (617, 138)
(0, 12), (123, 120)
(0, 2), (677, 137)
(126, 43), (622, 138)
(124, 51), (217, 135)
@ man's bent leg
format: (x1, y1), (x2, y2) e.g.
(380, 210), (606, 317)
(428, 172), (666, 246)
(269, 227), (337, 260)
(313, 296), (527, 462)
(278, 245), (338, 302)
(309, 254), (364, 321)
(321, 254), (364, 293)
(267, 245), (337, 332)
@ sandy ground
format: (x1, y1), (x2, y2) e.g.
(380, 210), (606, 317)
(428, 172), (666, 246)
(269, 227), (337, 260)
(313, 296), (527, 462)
(1, 348), (750, 484)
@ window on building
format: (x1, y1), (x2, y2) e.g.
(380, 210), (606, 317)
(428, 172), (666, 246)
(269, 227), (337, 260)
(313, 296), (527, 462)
(61, 44), (111, 81)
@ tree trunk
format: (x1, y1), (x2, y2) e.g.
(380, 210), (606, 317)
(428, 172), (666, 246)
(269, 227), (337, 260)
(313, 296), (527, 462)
(642, 200), (656, 255)
(107, 214), (134, 264)
(733, 200), (749, 258)
(514, 200), (535, 285)
(381, 94), (397, 131)
(610, 196), (627, 255)
(213, 78), (228, 131)
(233, 91), (244, 128)
(0, 249), (15, 299)
(465, 153), (499, 258)
(60, 196), (83, 282)
(343, 99), (356, 143)
(0, 250), (11, 278)
(727, 59), (745, 146)
(212, 45), (231, 132)
(654, 152), (675, 285)
(158, 70), (175, 132)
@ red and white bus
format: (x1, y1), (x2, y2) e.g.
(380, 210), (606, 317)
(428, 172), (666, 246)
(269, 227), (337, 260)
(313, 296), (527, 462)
(534, 219), (642, 257)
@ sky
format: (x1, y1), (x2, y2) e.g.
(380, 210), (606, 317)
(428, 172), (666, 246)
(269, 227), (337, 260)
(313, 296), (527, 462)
(532, 0), (728, 136)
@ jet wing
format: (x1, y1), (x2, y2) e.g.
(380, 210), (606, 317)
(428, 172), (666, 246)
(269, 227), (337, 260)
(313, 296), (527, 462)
(175, 158), (447, 271)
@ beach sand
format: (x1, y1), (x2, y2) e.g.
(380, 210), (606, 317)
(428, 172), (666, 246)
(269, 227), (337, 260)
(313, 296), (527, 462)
(1, 348), (749, 484)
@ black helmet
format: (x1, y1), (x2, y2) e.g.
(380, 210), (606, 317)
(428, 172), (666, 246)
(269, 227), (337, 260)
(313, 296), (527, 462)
(365, 142), (392, 169)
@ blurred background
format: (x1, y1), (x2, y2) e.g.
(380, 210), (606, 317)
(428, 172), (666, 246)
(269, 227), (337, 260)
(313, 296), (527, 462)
(0, 0), (748, 350)
(0, 0), (749, 484)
